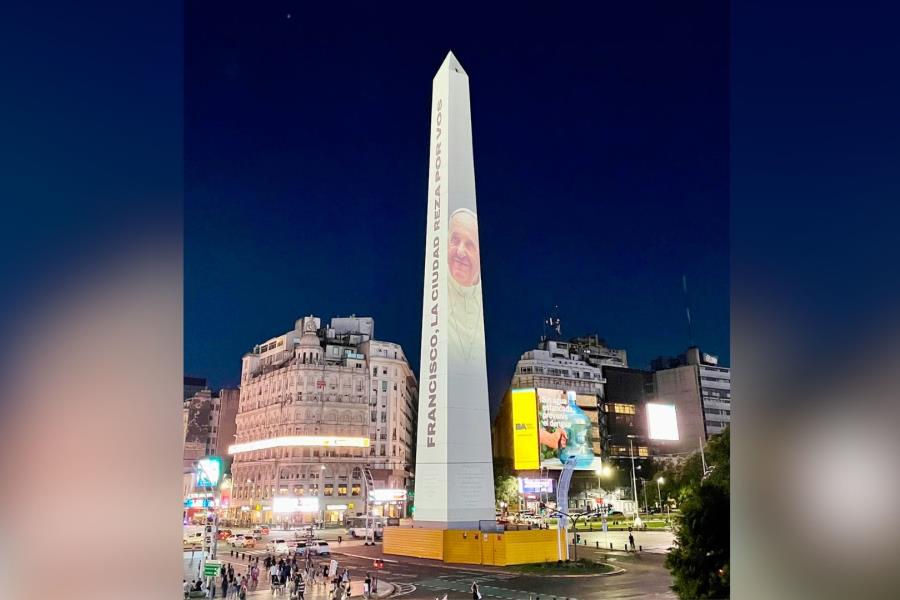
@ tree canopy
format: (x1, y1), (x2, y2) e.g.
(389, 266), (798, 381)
(664, 427), (730, 599)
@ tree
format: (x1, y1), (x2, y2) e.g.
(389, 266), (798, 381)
(493, 457), (519, 510)
(665, 427), (730, 599)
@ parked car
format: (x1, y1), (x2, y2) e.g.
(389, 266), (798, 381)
(267, 539), (290, 555)
(217, 529), (233, 540)
(608, 510), (624, 517)
(252, 526), (270, 536)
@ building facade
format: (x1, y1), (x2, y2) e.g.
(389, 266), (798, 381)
(495, 335), (629, 511)
(652, 346), (731, 438)
(227, 315), (417, 526)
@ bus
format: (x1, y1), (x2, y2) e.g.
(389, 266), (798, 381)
(346, 516), (385, 540)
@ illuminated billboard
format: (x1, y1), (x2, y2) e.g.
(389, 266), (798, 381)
(196, 456), (223, 488)
(511, 389), (540, 470)
(228, 435), (370, 455)
(537, 388), (601, 470)
(518, 478), (553, 494)
(273, 496), (319, 513)
(646, 403), (679, 440)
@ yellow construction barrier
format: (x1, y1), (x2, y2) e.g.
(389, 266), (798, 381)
(383, 527), (561, 566)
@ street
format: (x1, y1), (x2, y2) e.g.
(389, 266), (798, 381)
(186, 528), (676, 599)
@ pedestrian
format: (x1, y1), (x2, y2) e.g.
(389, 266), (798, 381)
(471, 580), (482, 600)
(251, 564), (259, 590)
(220, 576), (228, 598)
(338, 535), (343, 546)
(628, 533), (635, 551)
(363, 573), (371, 599)
(184, 579), (190, 599)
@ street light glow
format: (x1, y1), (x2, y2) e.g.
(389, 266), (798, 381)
(657, 477), (665, 484)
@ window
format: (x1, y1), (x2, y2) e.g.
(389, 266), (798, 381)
(610, 403), (636, 415)
(372, 367), (377, 376)
(337, 484), (347, 496)
(324, 484), (334, 496)
(381, 381), (388, 392)
(309, 484), (318, 496)
(351, 483), (361, 496)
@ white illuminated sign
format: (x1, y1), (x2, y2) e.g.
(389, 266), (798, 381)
(228, 436), (370, 455)
(326, 504), (348, 510)
(368, 489), (407, 502)
(517, 478), (553, 494)
(646, 403), (679, 440)
(273, 496), (320, 513)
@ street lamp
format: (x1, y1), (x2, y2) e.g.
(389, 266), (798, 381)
(656, 477), (664, 507)
(627, 435), (639, 520)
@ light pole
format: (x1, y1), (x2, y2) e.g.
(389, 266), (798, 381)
(627, 436), (639, 520)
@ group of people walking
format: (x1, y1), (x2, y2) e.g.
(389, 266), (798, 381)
(186, 551), (379, 599)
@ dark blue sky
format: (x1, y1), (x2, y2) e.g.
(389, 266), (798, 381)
(185, 2), (729, 408)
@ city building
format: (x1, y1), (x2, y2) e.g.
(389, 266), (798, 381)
(494, 334), (630, 512)
(182, 386), (240, 470)
(652, 346), (731, 438)
(227, 315), (417, 526)
(184, 375), (207, 400)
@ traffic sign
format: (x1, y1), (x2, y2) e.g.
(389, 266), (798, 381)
(204, 561), (222, 577)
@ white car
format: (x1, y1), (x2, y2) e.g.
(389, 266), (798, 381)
(294, 540), (330, 556)
(230, 535), (256, 548)
(267, 539), (290, 555)
(183, 531), (204, 546)
(312, 540), (331, 556)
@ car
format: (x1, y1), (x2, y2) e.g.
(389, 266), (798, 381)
(183, 531), (204, 546)
(648, 507), (662, 515)
(608, 510), (624, 517)
(230, 535), (256, 548)
(313, 541), (330, 556)
(252, 526), (270, 536)
(217, 529), (233, 540)
(267, 539), (290, 555)
(294, 541), (309, 556)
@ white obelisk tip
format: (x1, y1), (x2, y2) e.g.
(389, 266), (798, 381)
(439, 50), (467, 76)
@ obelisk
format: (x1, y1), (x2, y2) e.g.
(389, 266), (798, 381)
(413, 51), (495, 530)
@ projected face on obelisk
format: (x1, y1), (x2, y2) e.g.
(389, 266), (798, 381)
(448, 209), (481, 287)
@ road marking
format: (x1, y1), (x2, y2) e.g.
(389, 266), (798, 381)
(391, 583), (417, 596)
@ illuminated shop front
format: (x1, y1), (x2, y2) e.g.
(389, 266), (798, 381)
(368, 489), (407, 519)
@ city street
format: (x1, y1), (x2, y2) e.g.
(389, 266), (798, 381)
(185, 528), (675, 599)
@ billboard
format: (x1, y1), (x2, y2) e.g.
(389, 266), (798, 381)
(518, 478), (553, 494)
(537, 388), (601, 470)
(273, 496), (319, 513)
(196, 456), (223, 488)
(646, 403), (679, 440)
(511, 389), (540, 470)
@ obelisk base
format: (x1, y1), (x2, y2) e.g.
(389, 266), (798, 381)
(383, 526), (563, 566)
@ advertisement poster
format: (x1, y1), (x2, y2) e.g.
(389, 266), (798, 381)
(511, 388), (540, 470)
(537, 388), (601, 470)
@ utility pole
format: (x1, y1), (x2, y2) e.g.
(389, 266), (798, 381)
(700, 435), (708, 477)
(627, 437), (638, 519)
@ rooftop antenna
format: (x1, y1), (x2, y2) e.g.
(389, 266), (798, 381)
(683, 275), (695, 347)
(545, 305), (561, 341)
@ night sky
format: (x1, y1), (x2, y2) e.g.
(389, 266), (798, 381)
(185, 2), (729, 409)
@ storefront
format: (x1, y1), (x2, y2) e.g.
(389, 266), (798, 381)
(325, 503), (352, 524)
(369, 489), (407, 519)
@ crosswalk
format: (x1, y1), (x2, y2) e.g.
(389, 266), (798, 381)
(417, 577), (574, 600)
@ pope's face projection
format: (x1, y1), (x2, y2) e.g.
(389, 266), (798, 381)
(448, 209), (481, 287)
